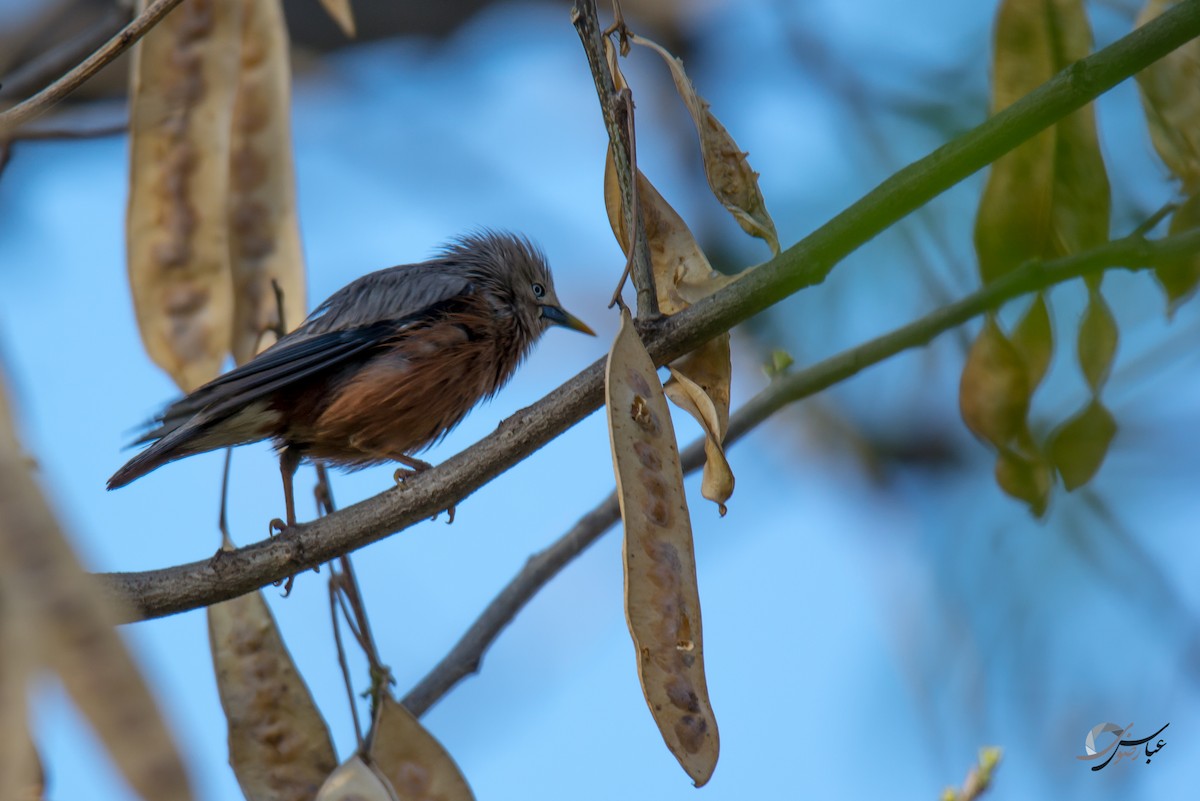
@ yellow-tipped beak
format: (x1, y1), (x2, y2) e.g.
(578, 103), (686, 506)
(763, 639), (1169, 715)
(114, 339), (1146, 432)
(542, 305), (596, 336)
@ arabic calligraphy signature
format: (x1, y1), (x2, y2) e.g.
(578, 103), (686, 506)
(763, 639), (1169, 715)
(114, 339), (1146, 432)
(1076, 722), (1169, 771)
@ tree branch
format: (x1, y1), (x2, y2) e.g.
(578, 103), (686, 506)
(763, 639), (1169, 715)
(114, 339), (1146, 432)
(572, 0), (657, 316)
(0, 0), (186, 137)
(398, 228), (1200, 716)
(95, 2), (1200, 623)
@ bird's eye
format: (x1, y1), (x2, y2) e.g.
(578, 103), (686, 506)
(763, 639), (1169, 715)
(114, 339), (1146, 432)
(532, 282), (546, 299)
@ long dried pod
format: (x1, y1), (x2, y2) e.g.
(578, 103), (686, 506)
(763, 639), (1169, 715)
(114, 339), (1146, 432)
(1136, 0), (1200, 193)
(366, 694), (474, 801)
(209, 586), (337, 801)
(0, 375), (193, 801)
(629, 33), (779, 255)
(0, 602), (41, 801)
(228, 0), (307, 365)
(127, 0), (242, 391)
(605, 309), (719, 785)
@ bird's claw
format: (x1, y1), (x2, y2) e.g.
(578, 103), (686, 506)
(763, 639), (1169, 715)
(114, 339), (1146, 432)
(268, 517), (288, 536)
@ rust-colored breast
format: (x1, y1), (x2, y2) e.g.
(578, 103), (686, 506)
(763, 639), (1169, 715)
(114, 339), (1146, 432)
(295, 291), (530, 466)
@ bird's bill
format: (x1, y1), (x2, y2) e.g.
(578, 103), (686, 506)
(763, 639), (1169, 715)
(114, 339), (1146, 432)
(541, 304), (596, 336)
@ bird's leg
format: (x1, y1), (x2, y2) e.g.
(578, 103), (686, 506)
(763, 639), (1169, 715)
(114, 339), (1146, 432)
(390, 454), (455, 524)
(391, 453), (433, 484)
(269, 446), (303, 535)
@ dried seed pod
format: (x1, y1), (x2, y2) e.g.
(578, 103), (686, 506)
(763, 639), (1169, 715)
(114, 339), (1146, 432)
(0, 374), (194, 801)
(605, 309), (719, 785)
(603, 153), (737, 513)
(630, 34), (779, 254)
(318, 0), (357, 38)
(228, 0), (307, 365)
(366, 695), (474, 801)
(664, 337), (733, 515)
(315, 756), (396, 801)
(126, 0), (243, 391)
(209, 587), (337, 801)
(0, 603), (41, 801)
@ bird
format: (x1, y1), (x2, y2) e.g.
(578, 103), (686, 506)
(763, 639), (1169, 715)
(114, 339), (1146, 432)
(108, 231), (594, 529)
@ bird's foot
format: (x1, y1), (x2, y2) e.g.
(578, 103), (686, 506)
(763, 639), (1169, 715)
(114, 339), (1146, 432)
(269, 517), (288, 536)
(392, 465), (455, 524)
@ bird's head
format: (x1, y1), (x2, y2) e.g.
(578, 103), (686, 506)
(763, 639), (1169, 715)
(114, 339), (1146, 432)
(451, 231), (595, 339)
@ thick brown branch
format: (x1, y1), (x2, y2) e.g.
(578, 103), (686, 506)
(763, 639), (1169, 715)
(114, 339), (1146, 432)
(0, 0), (186, 137)
(95, 3), (1200, 622)
(398, 228), (1200, 716)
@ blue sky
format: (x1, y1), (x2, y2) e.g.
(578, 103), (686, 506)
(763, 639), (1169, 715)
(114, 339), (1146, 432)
(1, 0), (1197, 798)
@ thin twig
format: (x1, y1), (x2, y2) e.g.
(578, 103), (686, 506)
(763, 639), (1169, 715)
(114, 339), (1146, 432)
(95, 4), (1200, 622)
(0, 0), (188, 137)
(217, 448), (234, 546)
(1133, 199), (1180, 238)
(329, 580), (364, 748)
(399, 227), (1200, 715)
(3, 121), (127, 141)
(941, 747), (1003, 801)
(608, 87), (639, 310)
(573, 0), (658, 318)
(317, 462), (393, 747)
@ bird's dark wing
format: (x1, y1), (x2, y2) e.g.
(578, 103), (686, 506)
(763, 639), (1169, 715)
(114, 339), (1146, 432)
(297, 262), (473, 338)
(109, 321), (399, 490)
(133, 320), (398, 445)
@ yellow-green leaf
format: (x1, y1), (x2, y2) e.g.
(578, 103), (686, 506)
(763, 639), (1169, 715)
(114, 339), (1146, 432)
(975, 0), (1109, 282)
(1156, 193), (1200, 311)
(1136, 0), (1200, 193)
(1048, 400), (1117, 490)
(995, 445), (1053, 517)
(959, 317), (1030, 450)
(1011, 293), (1054, 391)
(1077, 287), (1118, 392)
